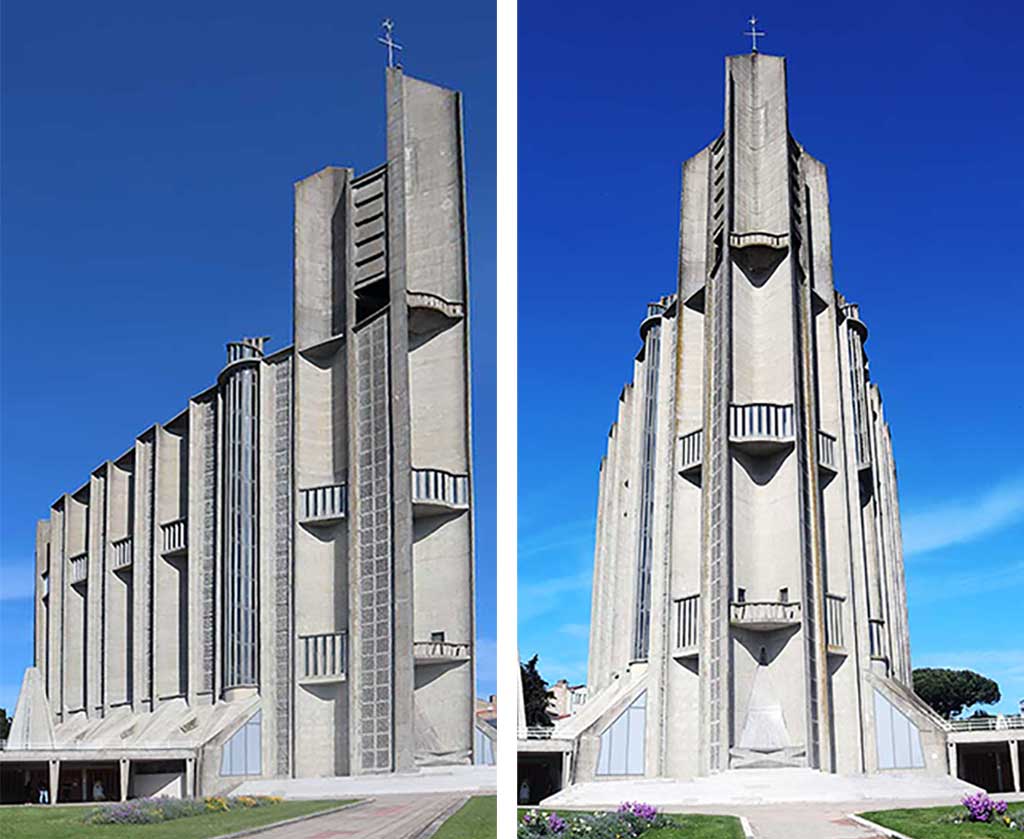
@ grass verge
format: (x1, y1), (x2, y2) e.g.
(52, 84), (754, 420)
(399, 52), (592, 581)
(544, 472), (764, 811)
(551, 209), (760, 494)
(0, 799), (354, 839)
(432, 795), (496, 839)
(860, 805), (1022, 838)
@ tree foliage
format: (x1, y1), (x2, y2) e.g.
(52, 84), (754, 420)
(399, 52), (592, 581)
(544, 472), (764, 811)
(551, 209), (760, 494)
(912, 668), (1001, 719)
(520, 655), (554, 727)
(0, 708), (10, 740)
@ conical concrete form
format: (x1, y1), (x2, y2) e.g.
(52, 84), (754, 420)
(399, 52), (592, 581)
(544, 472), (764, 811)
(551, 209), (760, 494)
(573, 53), (951, 783)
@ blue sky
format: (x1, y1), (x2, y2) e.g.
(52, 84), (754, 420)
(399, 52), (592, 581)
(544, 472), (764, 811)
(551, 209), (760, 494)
(0, 0), (496, 710)
(519, 0), (1023, 714)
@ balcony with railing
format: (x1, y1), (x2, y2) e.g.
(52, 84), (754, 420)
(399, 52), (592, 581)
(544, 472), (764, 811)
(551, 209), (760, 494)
(841, 303), (868, 339)
(407, 291), (465, 337)
(111, 536), (133, 570)
(673, 594), (700, 658)
(730, 600), (802, 631)
(69, 553), (88, 585)
(869, 618), (887, 660)
(729, 403), (795, 454)
(825, 594), (846, 654)
(677, 430), (703, 479)
(298, 631), (347, 683)
(161, 518), (187, 556)
(817, 431), (838, 474)
(298, 484), (347, 525)
(411, 469), (469, 516)
(413, 640), (472, 664)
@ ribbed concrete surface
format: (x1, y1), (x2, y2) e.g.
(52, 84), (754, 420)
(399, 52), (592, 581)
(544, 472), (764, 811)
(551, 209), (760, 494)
(244, 794), (464, 839)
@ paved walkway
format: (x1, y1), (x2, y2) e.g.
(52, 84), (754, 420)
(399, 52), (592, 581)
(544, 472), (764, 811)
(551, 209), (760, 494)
(248, 794), (465, 839)
(659, 793), (1024, 839)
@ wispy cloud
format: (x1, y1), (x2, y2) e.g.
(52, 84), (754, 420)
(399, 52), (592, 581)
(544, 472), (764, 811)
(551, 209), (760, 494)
(0, 560), (35, 601)
(518, 517), (595, 559)
(518, 570), (592, 622)
(903, 475), (1024, 557)
(559, 623), (590, 639)
(909, 560), (1024, 605)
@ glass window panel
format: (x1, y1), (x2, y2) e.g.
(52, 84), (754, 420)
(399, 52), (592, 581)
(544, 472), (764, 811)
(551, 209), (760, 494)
(874, 690), (895, 770)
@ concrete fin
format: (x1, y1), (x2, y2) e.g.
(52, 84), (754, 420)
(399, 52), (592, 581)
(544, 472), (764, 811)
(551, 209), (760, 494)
(7, 667), (55, 750)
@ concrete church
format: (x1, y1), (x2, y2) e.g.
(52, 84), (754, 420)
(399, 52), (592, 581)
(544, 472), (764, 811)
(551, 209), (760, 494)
(1, 67), (478, 803)
(524, 51), (970, 793)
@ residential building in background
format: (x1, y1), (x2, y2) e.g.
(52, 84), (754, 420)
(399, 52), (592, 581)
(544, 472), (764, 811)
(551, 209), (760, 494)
(0, 68), (476, 803)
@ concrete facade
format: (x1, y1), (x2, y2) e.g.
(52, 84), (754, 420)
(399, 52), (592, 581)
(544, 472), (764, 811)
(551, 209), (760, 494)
(1, 68), (476, 801)
(553, 52), (952, 785)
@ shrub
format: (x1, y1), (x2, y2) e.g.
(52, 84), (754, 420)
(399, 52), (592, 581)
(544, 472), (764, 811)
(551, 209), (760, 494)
(945, 795), (1024, 831)
(519, 803), (671, 838)
(86, 794), (281, 825)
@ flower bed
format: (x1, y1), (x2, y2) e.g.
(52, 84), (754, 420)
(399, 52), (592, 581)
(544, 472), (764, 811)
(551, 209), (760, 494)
(947, 794), (1024, 831)
(86, 795), (283, 825)
(519, 802), (672, 838)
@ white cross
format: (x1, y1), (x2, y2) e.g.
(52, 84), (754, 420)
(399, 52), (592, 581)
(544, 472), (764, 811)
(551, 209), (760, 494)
(378, 19), (403, 68)
(745, 16), (765, 52)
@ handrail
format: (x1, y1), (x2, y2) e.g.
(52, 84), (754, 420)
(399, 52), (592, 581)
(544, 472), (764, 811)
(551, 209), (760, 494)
(161, 518), (187, 554)
(298, 484), (347, 522)
(111, 536), (133, 570)
(413, 640), (472, 660)
(69, 553), (88, 584)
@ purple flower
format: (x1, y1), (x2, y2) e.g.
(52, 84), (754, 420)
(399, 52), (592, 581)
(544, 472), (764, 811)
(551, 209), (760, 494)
(962, 792), (1010, 823)
(618, 801), (659, 822)
(547, 813), (567, 833)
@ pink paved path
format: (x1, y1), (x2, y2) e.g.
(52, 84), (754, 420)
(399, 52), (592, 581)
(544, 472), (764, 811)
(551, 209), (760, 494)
(249, 794), (465, 839)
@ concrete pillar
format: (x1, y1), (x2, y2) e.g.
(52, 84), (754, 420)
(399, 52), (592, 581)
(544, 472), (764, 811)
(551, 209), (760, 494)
(948, 740), (958, 778)
(185, 757), (195, 798)
(119, 758), (129, 801)
(48, 760), (59, 804)
(1010, 740), (1021, 794)
(80, 767), (88, 801)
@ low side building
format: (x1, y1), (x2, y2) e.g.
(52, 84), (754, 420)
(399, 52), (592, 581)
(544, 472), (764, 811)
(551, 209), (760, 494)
(1, 67), (476, 803)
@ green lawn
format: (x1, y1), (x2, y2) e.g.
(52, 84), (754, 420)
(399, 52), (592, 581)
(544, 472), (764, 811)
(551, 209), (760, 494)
(860, 805), (1024, 838)
(0, 799), (354, 839)
(433, 795), (496, 839)
(517, 808), (745, 839)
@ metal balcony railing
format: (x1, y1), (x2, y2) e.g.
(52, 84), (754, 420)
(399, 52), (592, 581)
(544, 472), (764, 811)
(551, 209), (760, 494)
(825, 593), (845, 651)
(678, 430), (703, 474)
(674, 594), (700, 656)
(111, 536), (133, 570)
(729, 403), (795, 443)
(817, 431), (838, 472)
(413, 640), (472, 663)
(518, 726), (556, 740)
(298, 484), (347, 524)
(69, 553), (88, 584)
(161, 518), (187, 555)
(411, 469), (469, 511)
(730, 600), (802, 630)
(299, 631), (347, 682)
(948, 715), (1024, 732)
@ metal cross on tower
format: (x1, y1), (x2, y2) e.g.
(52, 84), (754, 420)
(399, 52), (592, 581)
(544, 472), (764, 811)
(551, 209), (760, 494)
(745, 16), (765, 52)
(378, 19), (403, 68)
